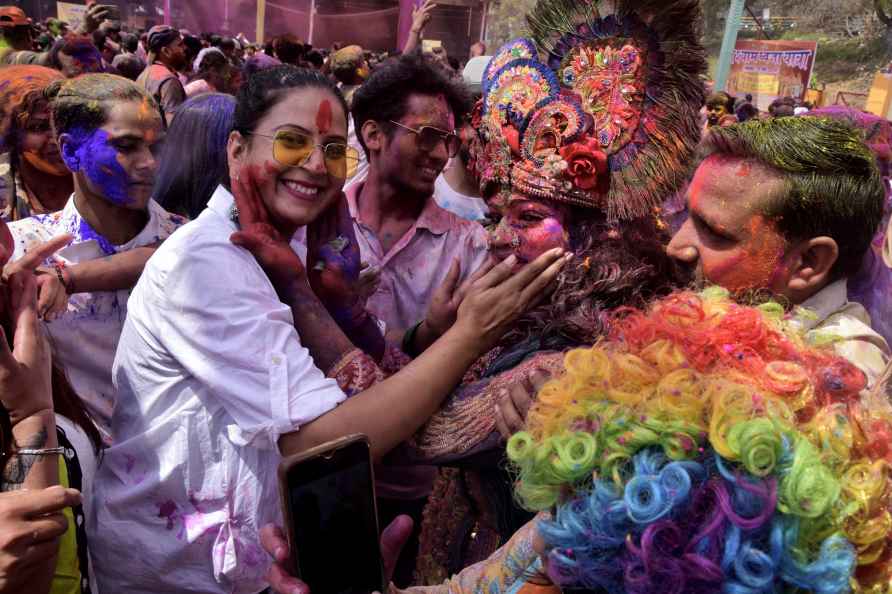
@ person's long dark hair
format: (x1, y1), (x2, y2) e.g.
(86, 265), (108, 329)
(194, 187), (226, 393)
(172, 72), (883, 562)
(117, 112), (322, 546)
(152, 93), (236, 218)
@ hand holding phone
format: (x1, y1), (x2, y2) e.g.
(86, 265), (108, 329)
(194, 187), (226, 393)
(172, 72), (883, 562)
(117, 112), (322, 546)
(262, 515), (414, 594)
(278, 435), (386, 594)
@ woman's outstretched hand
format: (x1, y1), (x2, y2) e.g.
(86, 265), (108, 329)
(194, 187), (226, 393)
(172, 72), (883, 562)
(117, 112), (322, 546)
(451, 248), (570, 352)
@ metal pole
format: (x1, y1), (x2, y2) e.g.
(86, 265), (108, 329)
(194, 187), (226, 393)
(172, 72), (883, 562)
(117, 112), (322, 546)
(714, 0), (746, 92)
(256, 0), (266, 44)
(480, 0), (488, 44)
(164, 0), (172, 25)
(307, 0), (316, 45)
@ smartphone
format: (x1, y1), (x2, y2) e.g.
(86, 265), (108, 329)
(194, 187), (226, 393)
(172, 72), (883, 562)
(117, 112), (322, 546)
(278, 434), (386, 594)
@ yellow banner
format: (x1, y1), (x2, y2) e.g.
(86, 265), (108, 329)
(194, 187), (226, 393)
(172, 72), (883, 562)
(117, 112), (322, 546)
(737, 72), (780, 95)
(56, 1), (87, 31)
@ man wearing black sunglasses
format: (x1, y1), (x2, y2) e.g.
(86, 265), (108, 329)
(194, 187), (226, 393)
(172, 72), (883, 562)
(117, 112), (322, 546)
(347, 52), (491, 586)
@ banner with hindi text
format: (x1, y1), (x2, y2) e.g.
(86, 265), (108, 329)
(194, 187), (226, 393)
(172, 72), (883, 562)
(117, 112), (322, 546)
(725, 39), (818, 112)
(56, 1), (88, 32)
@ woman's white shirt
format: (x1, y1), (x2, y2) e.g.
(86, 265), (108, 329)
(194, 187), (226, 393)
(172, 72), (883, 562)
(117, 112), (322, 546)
(89, 185), (346, 594)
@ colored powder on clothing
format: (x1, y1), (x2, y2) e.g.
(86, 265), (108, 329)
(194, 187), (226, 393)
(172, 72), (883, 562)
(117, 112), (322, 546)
(64, 127), (131, 206)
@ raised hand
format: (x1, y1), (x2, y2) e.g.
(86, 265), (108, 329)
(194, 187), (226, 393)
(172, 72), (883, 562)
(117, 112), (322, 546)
(0, 269), (52, 424)
(229, 165), (307, 297)
(452, 248), (570, 352)
(3, 235), (73, 321)
(81, 2), (111, 34)
(425, 255), (497, 338)
(305, 194), (361, 310)
(411, 0), (437, 34)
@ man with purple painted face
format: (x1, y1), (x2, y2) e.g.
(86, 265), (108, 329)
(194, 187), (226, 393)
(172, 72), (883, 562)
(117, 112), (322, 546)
(5, 74), (186, 440)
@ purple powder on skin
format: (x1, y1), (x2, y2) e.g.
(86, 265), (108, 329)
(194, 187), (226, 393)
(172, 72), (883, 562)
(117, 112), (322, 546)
(64, 127), (131, 206)
(77, 218), (117, 255)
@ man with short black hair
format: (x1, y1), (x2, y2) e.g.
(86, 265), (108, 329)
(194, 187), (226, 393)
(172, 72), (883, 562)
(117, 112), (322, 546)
(345, 51), (490, 584)
(668, 116), (890, 383)
(135, 25), (187, 126)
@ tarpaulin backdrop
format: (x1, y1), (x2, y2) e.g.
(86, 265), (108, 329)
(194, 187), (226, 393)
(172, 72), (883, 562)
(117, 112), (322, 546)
(38, 0), (486, 57)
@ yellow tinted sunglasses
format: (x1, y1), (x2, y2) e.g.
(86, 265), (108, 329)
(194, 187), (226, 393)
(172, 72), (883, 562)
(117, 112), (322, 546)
(252, 130), (359, 179)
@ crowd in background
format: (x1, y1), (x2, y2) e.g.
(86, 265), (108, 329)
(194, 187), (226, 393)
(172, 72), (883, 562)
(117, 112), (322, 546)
(0, 0), (890, 593)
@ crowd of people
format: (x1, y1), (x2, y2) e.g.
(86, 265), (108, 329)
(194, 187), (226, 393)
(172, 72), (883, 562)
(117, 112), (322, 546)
(0, 0), (891, 593)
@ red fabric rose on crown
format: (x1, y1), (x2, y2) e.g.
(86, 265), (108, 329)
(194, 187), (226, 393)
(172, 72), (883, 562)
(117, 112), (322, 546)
(559, 137), (609, 194)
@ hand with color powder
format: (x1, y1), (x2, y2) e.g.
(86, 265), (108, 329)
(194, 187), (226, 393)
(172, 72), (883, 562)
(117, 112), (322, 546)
(230, 164), (309, 299)
(307, 194), (385, 360)
(306, 194), (362, 310)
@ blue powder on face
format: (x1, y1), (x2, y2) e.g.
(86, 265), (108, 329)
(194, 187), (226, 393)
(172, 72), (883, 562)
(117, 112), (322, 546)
(64, 127), (131, 205)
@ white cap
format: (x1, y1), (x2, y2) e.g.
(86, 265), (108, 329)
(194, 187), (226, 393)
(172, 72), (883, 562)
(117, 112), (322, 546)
(462, 56), (492, 95)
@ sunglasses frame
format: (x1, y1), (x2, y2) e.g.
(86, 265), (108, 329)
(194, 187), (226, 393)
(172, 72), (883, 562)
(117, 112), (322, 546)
(248, 130), (359, 179)
(388, 120), (461, 158)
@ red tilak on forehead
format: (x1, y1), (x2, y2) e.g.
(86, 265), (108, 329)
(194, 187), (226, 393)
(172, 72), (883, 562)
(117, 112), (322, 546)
(316, 99), (332, 135)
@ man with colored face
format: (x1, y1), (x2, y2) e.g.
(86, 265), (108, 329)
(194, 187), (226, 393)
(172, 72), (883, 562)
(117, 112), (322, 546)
(5, 74), (185, 440)
(135, 25), (188, 126)
(343, 52), (490, 584)
(668, 117), (890, 385)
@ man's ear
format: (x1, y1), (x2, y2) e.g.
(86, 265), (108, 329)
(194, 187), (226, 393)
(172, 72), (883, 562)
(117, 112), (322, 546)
(58, 133), (80, 172)
(785, 236), (839, 298)
(361, 120), (385, 154)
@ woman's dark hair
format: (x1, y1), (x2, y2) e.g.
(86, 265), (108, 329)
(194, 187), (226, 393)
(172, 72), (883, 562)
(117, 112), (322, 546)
(190, 50), (232, 91)
(350, 52), (471, 157)
(47, 73), (152, 138)
(735, 102), (759, 123)
(153, 93), (236, 218)
(121, 32), (139, 53)
(273, 34), (304, 65)
(232, 64), (347, 137)
(501, 209), (683, 349)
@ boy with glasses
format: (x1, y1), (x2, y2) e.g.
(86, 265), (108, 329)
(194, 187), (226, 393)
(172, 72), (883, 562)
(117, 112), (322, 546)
(345, 51), (490, 585)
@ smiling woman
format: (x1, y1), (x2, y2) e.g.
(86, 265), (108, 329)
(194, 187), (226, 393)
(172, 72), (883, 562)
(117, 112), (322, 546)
(88, 64), (568, 594)
(0, 65), (70, 221)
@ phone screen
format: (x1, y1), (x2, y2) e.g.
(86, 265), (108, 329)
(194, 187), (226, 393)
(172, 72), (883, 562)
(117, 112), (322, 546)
(287, 453), (383, 593)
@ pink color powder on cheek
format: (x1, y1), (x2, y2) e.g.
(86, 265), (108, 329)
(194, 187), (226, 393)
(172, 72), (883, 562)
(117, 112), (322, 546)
(518, 218), (567, 260)
(705, 220), (786, 292)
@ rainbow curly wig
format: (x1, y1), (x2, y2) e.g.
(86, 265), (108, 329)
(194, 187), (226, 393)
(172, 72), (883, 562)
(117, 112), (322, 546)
(507, 288), (892, 593)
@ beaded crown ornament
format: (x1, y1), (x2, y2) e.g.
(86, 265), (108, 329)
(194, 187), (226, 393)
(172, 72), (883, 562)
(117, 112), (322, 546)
(471, 0), (706, 221)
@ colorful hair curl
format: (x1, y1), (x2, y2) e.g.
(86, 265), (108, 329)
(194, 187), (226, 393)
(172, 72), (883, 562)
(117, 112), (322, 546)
(508, 289), (891, 593)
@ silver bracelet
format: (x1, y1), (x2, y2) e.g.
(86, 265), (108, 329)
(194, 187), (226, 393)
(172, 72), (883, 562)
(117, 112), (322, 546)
(14, 447), (65, 456)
